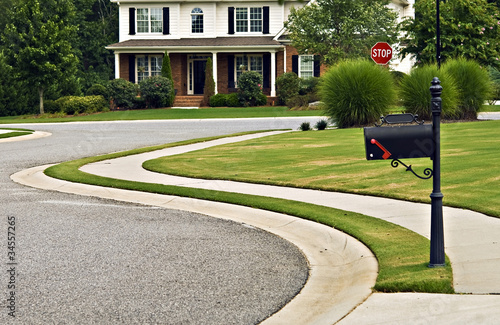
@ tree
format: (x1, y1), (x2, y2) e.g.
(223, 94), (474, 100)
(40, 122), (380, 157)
(284, 0), (399, 65)
(203, 57), (216, 107)
(2, 0), (79, 114)
(161, 52), (176, 105)
(400, 0), (500, 68)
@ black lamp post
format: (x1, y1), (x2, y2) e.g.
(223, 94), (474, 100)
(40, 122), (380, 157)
(436, 0), (441, 68)
(429, 77), (445, 267)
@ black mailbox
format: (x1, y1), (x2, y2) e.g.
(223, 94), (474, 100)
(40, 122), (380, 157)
(364, 124), (434, 160)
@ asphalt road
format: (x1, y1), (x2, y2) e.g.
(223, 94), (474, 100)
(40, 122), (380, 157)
(0, 117), (323, 324)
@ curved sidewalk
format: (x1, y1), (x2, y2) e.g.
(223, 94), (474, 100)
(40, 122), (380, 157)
(12, 131), (500, 324)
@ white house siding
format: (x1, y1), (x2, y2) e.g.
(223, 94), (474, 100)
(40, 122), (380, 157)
(179, 3), (215, 38)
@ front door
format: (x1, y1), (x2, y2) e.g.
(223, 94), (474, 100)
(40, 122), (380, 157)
(193, 60), (206, 95)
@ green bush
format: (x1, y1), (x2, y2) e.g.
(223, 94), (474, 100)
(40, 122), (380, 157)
(227, 93), (243, 107)
(209, 93), (227, 107)
(299, 77), (320, 96)
(256, 93), (268, 106)
(400, 65), (459, 120)
(320, 60), (396, 128)
(286, 95), (309, 109)
(315, 119), (328, 130)
(107, 78), (138, 109)
(276, 72), (300, 105)
(55, 95), (108, 115)
(139, 75), (174, 108)
(203, 58), (216, 106)
(86, 84), (109, 99)
(238, 71), (264, 106)
(442, 59), (492, 119)
(299, 122), (311, 131)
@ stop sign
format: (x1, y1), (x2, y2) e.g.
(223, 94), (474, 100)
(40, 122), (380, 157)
(371, 42), (393, 65)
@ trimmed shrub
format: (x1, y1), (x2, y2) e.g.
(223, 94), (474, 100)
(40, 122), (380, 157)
(442, 59), (492, 119)
(209, 93), (227, 107)
(55, 96), (108, 115)
(256, 93), (268, 106)
(286, 95), (309, 109)
(238, 71), (264, 106)
(203, 58), (216, 106)
(107, 78), (138, 109)
(44, 100), (61, 114)
(86, 84), (109, 99)
(298, 77), (320, 96)
(315, 119), (328, 130)
(320, 59), (396, 128)
(299, 122), (311, 131)
(139, 75), (174, 108)
(400, 65), (459, 120)
(276, 72), (300, 105)
(161, 53), (176, 105)
(227, 93), (243, 107)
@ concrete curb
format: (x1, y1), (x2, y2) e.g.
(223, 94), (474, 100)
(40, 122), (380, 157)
(0, 130), (51, 143)
(12, 165), (378, 324)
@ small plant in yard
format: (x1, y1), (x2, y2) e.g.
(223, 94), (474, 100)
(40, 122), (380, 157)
(238, 71), (264, 106)
(209, 93), (227, 107)
(315, 119), (328, 130)
(400, 65), (459, 120)
(320, 59), (396, 128)
(276, 72), (300, 105)
(203, 58), (216, 107)
(107, 78), (138, 109)
(139, 76), (174, 109)
(299, 122), (311, 131)
(442, 58), (493, 119)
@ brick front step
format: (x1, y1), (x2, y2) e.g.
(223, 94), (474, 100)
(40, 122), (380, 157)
(172, 96), (204, 107)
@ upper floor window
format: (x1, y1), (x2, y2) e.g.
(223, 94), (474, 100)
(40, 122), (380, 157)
(137, 55), (163, 83)
(235, 7), (262, 33)
(137, 8), (162, 33)
(299, 55), (314, 79)
(191, 8), (204, 33)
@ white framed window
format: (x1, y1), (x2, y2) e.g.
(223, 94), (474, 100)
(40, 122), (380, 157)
(191, 8), (203, 34)
(137, 8), (162, 33)
(235, 7), (262, 33)
(299, 55), (314, 79)
(136, 55), (163, 83)
(235, 55), (263, 87)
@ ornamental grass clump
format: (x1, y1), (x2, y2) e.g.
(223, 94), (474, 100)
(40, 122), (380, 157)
(442, 59), (493, 119)
(400, 65), (459, 120)
(320, 60), (396, 128)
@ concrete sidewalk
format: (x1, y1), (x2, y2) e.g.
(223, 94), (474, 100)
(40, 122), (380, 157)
(13, 131), (500, 324)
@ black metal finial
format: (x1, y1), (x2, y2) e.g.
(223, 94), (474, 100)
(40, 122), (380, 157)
(430, 78), (442, 113)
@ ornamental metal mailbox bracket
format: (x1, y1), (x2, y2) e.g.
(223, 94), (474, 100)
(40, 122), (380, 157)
(364, 117), (434, 179)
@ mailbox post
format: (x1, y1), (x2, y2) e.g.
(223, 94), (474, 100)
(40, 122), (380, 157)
(363, 77), (446, 267)
(429, 77), (445, 267)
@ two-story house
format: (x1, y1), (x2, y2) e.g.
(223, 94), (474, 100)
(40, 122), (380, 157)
(107, 0), (414, 107)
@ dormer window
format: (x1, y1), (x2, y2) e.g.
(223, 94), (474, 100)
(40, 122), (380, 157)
(137, 8), (162, 33)
(236, 7), (262, 33)
(191, 8), (204, 34)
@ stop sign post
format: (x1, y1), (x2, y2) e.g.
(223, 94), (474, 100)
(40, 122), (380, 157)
(371, 42), (392, 65)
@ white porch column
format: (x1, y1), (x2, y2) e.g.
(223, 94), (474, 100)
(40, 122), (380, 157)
(115, 53), (120, 79)
(271, 51), (276, 97)
(212, 52), (218, 94)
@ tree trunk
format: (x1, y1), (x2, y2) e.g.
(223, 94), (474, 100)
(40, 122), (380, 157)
(38, 87), (44, 115)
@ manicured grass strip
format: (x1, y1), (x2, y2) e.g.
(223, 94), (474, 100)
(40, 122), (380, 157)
(145, 120), (500, 218)
(0, 128), (33, 139)
(44, 135), (453, 294)
(0, 106), (324, 124)
(480, 104), (500, 112)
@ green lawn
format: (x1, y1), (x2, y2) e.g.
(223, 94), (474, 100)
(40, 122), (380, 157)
(0, 106), (324, 124)
(0, 127), (33, 139)
(145, 120), (500, 218)
(45, 132), (453, 294)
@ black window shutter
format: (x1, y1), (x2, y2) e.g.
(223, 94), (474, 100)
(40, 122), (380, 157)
(129, 8), (136, 35)
(263, 54), (270, 89)
(129, 55), (136, 84)
(228, 55), (235, 88)
(314, 55), (321, 77)
(228, 7), (235, 34)
(163, 7), (170, 35)
(263, 7), (270, 34)
(292, 55), (298, 75)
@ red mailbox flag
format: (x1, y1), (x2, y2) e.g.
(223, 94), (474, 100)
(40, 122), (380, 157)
(371, 42), (393, 65)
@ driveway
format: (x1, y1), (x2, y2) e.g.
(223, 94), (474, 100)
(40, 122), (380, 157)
(0, 117), (322, 324)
